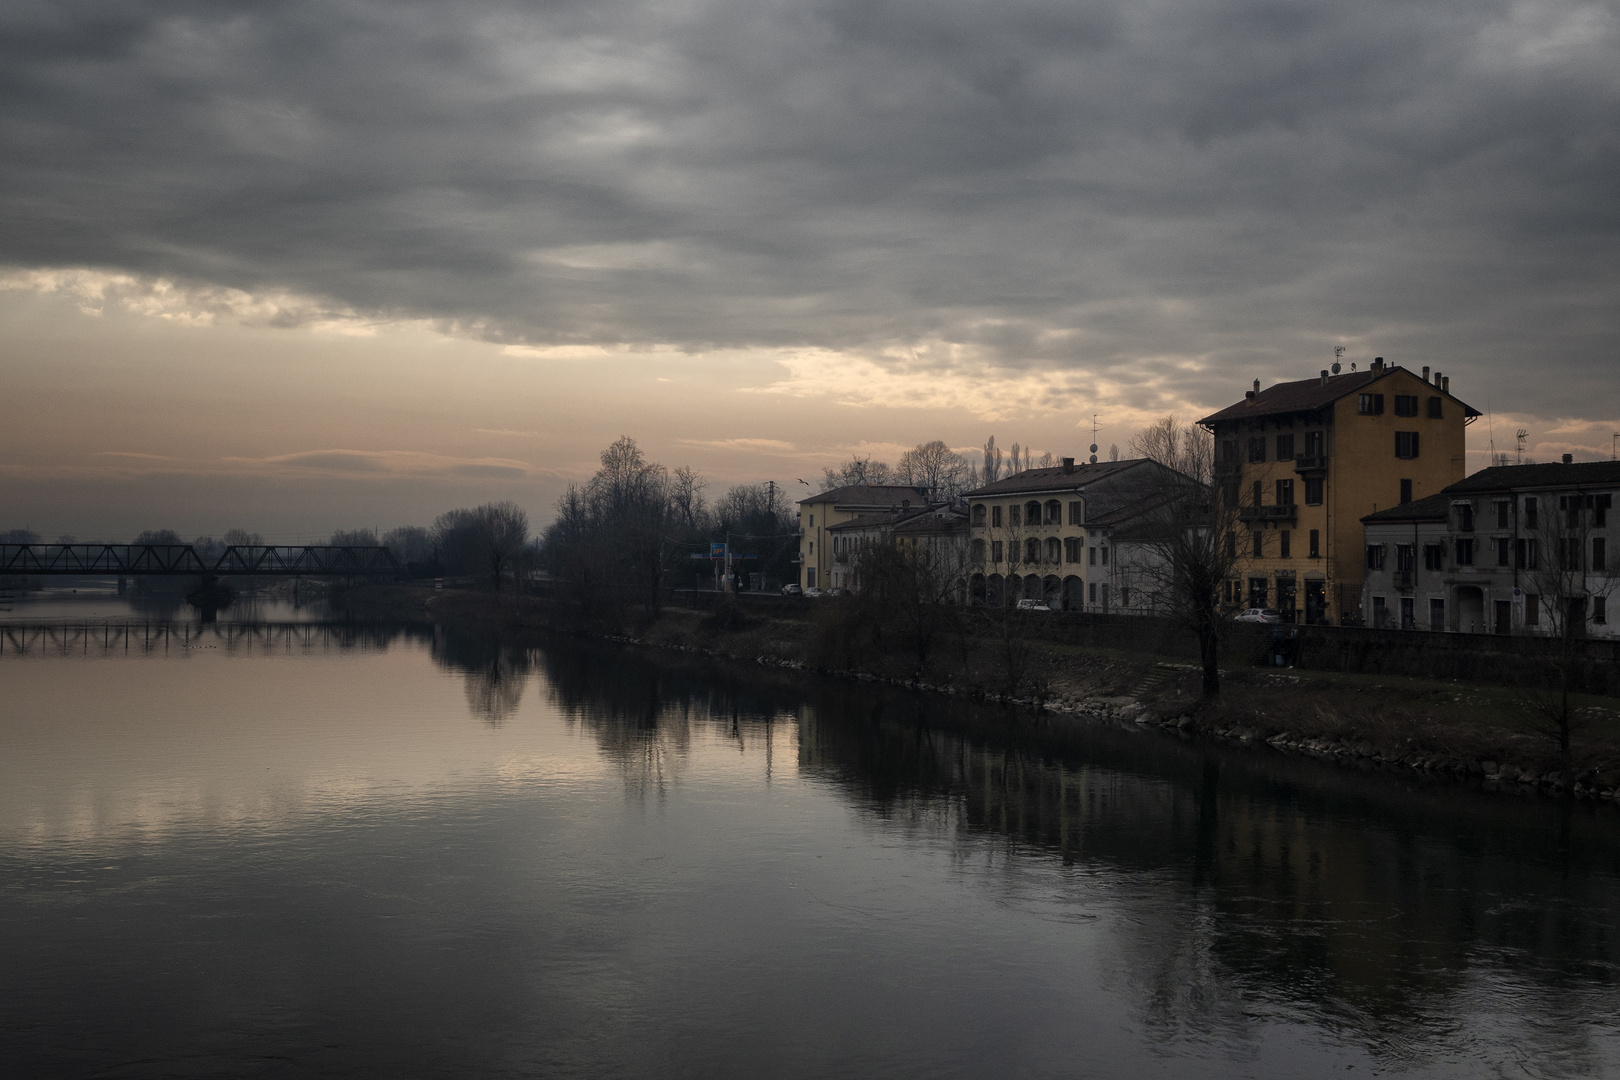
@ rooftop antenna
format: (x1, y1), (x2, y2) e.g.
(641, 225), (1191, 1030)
(1089, 415), (1099, 464)
(1332, 346), (1344, 375)
(1514, 429), (1528, 465)
(1485, 400), (1495, 465)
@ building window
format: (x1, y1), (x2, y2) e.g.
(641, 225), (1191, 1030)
(1220, 439), (1239, 465)
(1276, 478), (1294, 506)
(1400, 479), (1412, 504)
(992, 540), (1004, 563)
(1043, 500), (1060, 524)
(1429, 598), (1445, 631)
(1359, 393), (1385, 415)
(1309, 529), (1320, 558)
(1562, 537), (1582, 571)
(1526, 593), (1540, 626)
(1025, 500), (1042, 524)
(1304, 431), (1325, 458)
(1596, 494), (1611, 527)
(1366, 544), (1385, 569)
(1496, 538), (1510, 566)
(1523, 497), (1537, 529)
(1249, 578), (1268, 608)
(1395, 431), (1420, 459)
(972, 504), (986, 525)
(1401, 596), (1415, 629)
(1394, 395), (1419, 416)
(1561, 495), (1582, 529)
(1101, 546), (1109, 566)
(1252, 480), (1263, 507)
(1248, 436), (1267, 463)
(1253, 532), (1264, 558)
(1008, 504), (1020, 527)
(1493, 501), (1508, 529)
(1304, 477), (1324, 505)
(1516, 537), (1538, 570)
(1280, 530), (1292, 558)
(1068, 501), (1082, 525)
(1226, 531), (1237, 559)
(1089, 582), (1098, 602)
(1456, 538), (1475, 565)
(1064, 537), (1080, 562)
(1596, 597), (1608, 625)
(992, 505), (1003, 527)
(1428, 396), (1443, 419)
(807, 568), (817, 587)
(1088, 546), (1097, 566)
(1455, 502), (1474, 531)
(1045, 537), (1061, 563)
(1371, 595), (1388, 627)
(1424, 543), (1445, 569)
(1025, 538), (1041, 563)
(1396, 544), (1414, 571)
(1276, 434), (1294, 460)
(1595, 537), (1607, 572)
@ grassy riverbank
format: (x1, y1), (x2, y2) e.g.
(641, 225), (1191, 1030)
(335, 584), (1620, 800)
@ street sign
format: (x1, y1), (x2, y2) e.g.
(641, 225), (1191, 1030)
(710, 542), (726, 558)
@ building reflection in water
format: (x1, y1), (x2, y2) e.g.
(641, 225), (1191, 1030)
(475, 634), (1620, 1072)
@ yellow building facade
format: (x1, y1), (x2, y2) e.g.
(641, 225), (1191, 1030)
(796, 485), (927, 590)
(1200, 358), (1478, 624)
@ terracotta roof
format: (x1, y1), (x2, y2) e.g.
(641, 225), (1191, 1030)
(1443, 460), (1620, 493)
(1199, 366), (1480, 426)
(962, 459), (1144, 497)
(1361, 492), (1451, 524)
(826, 506), (966, 534)
(799, 484), (927, 507)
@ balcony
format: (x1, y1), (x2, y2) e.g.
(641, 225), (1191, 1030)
(1238, 504), (1298, 524)
(1293, 454), (1329, 474)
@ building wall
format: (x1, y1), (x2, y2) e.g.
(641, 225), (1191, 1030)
(798, 499), (865, 588)
(1327, 370), (1468, 621)
(1223, 367), (1468, 624)
(967, 491), (1093, 607)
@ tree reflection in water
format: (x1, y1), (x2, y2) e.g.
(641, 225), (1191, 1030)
(512, 639), (1620, 1073)
(429, 626), (534, 726)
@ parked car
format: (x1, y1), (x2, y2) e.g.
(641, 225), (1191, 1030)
(781, 583), (803, 596)
(1233, 608), (1282, 624)
(804, 587), (824, 598)
(826, 587), (849, 598)
(1015, 599), (1052, 612)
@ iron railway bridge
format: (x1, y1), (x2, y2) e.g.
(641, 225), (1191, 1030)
(0, 543), (401, 577)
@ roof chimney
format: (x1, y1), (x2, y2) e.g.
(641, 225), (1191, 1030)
(1442, 376), (1450, 392)
(1563, 453), (1574, 464)
(1320, 369), (1329, 386)
(1062, 456), (1074, 473)
(1253, 378), (1261, 394)
(1246, 389), (1256, 402)
(1372, 356), (1385, 373)
(1422, 366), (1430, 383)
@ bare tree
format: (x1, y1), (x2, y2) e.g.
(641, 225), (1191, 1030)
(895, 440), (970, 502)
(1513, 490), (1620, 779)
(1126, 416), (1239, 698)
(982, 436), (1003, 484)
(821, 455), (892, 490)
(433, 503), (529, 590)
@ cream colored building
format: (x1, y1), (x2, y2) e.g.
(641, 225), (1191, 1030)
(964, 458), (1185, 610)
(797, 484), (927, 589)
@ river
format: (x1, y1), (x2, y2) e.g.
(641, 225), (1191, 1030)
(3, 589), (1619, 1078)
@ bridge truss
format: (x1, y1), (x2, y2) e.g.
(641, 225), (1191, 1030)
(0, 543), (402, 577)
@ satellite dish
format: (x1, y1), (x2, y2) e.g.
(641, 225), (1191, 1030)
(1089, 454), (1098, 464)
(1089, 444), (1098, 453)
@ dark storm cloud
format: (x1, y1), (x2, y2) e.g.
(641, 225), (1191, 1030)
(1, 0), (1616, 411)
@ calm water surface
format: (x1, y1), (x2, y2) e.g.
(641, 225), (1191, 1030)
(3, 601), (1619, 1078)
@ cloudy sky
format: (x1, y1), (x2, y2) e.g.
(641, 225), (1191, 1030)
(2, 0), (1616, 538)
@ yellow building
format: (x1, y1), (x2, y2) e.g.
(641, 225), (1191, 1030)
(797, 484), (927, 590)
(1199, 357), (1478, 624)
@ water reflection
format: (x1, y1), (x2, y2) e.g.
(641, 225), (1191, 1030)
(2, 617), (1617, 1078)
